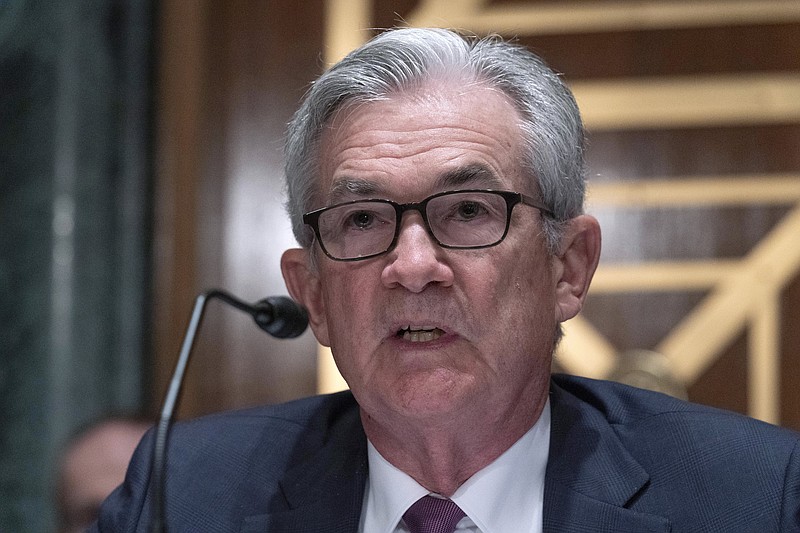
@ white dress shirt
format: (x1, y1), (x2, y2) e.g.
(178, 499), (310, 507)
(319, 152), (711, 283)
(358, 400), (550, 533)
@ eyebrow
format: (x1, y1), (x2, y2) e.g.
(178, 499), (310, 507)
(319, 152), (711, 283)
(327, 178), (383, 204)
(325, 163), (506, 204)
(435, 163), (504, 190)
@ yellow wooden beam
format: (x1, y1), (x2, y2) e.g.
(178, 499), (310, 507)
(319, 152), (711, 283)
(572, 74), (800, 130)
(408, 0), (800, 35)
(592, 260), (738, 293)
(318, 345), (348, 394)
(556, 315), (617, 379)
(324, 0), (372, 64)
(749, 290), (780, 423)
(588, 175), (800, 208)
(659, 205), (800, 383)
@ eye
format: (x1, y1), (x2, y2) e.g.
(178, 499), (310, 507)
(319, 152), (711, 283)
(455, 200), (483, 220)
(335, 205), (392, 232)
(347, 210), (375, 229)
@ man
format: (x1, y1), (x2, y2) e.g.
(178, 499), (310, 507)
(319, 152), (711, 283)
(93, 28), (800, 532)
(56, 416), (150, 533)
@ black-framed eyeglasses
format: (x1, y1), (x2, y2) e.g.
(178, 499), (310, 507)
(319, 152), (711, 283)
(302, 189), (553, 262)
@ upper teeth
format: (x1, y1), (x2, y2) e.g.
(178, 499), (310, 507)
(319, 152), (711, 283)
(400, 326), (443, 342)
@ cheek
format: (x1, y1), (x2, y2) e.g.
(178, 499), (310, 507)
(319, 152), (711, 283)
(320, 269), (376, 344)
(490, 256), (556, 336)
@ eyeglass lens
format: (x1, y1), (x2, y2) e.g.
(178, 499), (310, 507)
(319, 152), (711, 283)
(316, 191), (510, 259)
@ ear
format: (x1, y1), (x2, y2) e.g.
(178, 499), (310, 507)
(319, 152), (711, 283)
(281, 248), (331, 347)
(552, 215), (601, 323)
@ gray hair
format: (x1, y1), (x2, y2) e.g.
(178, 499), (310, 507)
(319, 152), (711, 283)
(284, 27), (586, 252)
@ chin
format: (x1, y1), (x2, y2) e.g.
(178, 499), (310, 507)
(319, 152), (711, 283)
(391, 373), (475, 414)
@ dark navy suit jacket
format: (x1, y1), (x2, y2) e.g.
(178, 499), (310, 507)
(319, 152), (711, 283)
(92, 374), (800, 532)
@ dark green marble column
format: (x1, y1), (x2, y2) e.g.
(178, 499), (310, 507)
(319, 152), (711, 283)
(0, 1), (153, 531)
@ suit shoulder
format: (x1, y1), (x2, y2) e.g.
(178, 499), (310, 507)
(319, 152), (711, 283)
(550, 375), (800, 530)
(551, 373), (799, 443)
(170, 390), (361, 444)
(94, 392), (364, 531)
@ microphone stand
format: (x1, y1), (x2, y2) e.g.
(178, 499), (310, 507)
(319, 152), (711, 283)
(149, 289), (307, 533)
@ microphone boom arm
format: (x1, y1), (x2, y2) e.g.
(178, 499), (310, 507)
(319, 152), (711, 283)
(150, 289), (307, 533)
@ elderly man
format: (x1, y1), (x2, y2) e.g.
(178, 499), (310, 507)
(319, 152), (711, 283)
(93, 28), (799, 532)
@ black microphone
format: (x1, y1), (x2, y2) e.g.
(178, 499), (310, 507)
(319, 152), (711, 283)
(253, 296), (309, 338)
(150, 289), (308, 533)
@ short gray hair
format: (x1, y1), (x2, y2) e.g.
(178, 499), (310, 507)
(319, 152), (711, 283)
(284, 27), (586, 252)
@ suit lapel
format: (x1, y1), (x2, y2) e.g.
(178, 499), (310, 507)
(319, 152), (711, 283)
(543, 484), (670, 533)
(543, 379), (671, 532)
(240, 394), (368, 533)
(239, 455), (366, 533)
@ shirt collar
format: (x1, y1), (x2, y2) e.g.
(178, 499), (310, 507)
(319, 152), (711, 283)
(360, 400), (550, 533)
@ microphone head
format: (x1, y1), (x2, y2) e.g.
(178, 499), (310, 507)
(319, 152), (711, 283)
(252, 296), (309, 338)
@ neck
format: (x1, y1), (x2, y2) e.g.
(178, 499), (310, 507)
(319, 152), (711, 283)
(361, 395), (547, 497)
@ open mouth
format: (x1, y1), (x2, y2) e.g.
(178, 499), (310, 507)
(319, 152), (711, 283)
(397, 326), (445, 343)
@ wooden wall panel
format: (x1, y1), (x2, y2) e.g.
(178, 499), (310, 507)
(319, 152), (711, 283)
(517, 23), (800, 78)
(154, 1), (325, 418)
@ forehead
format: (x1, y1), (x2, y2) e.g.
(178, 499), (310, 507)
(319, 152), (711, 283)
(316, 81), (527, 203)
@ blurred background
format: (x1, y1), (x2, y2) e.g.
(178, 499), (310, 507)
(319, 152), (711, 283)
(2, 0), (799, 531)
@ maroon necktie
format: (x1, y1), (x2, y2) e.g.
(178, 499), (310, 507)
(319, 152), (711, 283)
(403, 495), (466, 533)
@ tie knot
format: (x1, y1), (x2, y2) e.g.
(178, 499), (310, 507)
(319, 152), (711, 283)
(403, 495), (466, 533)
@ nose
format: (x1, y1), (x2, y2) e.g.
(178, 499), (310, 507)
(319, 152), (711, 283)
(380, 212), (454, 293)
